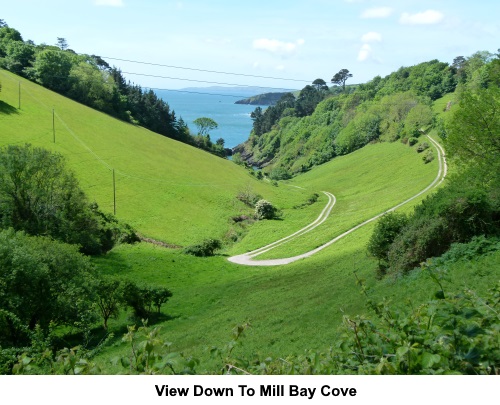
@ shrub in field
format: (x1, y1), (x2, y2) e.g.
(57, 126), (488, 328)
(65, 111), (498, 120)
(294, 193), (320, 209)
(416, 142), (429, 153)
(268, 167), (291, 180)
(236, 187), (262, 207)
(254, 199), (278, 220)
(183, 238), (222, 257)
(422, 150), (434, 163)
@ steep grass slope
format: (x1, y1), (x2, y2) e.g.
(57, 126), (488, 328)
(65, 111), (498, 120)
(0, 69), (307, 245)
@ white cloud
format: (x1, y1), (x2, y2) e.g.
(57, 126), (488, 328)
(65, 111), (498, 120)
(252, 38), (305, 55)
(275, 64), (285, 71)
(400, 10), (444, 25)
(357, 44), (372, 62)
(361, 31), (382, 43)
(361, 7), (394, 19)
(93, 0), (124, 6)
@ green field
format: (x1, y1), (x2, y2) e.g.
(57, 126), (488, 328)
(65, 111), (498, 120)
(0, 69), (308, 246)
(231, 140), (440, 259)
(1, 68), (497, 373)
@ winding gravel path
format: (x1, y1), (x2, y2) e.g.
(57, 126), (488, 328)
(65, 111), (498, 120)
(228, 135), (447, 266)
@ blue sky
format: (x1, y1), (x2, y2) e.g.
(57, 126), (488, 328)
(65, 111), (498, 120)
(2, 0), (499, 90)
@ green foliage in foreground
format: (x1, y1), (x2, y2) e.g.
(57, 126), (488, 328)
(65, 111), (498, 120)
(11, 279), (499, 375)
(209, 283), (500, 375)
(0, 229), (96, 346)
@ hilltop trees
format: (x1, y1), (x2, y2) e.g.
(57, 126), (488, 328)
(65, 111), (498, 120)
(296, 85), (324, 117)
(0, 21), (227, 157)
(56, 37), (68, 50)
(312, 78), (329, 92)
(331, 69), (353, 91)
(27, 48), (74, 93)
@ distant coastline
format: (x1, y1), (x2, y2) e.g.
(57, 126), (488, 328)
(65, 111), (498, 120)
(235, 92), (290, 106)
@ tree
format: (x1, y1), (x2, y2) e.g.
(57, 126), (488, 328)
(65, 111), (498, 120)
(68, 61), (115, 112)
(312, 78), (329, 92)
(122, 282), (149, 319)
(331, 69), (353, 92)
(3, 41), (35, 75)
(151, 288), (173, 314)
(193, 117), (218, 136)
(255, 199), (278, 220)
(0, 26), (22, 43)
(404, 104), (434, 136)
(296, 85), (323, 117)
(27, 48), (74, 93)
(56, 37), (68, 50)
(216, 137), (225, 147)
(446, 85), (500, 171)
(250, 106), (264, 135)
(94, 279), (123, 330)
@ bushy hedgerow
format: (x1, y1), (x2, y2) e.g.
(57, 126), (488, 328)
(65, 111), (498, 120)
(367, 212), (408, 274)
(370, 175), (499, 276)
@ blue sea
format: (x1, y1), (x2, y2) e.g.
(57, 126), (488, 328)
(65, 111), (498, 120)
(155, 89), (264, 148)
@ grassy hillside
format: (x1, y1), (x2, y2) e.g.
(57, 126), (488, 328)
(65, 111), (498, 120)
(0, 69), (308, 246)
(2, 68), (497, 375)
(90, 225), (500, 373)
(231, 140), (440, 257)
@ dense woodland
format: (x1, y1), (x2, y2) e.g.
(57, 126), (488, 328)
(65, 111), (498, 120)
(0, 20), (225, 157)
(0, 16), (499, 374)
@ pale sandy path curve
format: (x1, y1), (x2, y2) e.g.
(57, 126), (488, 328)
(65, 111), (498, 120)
(228, 135), (447, 266)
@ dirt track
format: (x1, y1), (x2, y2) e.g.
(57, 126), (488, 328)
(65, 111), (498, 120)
(228, 135), (447, 266)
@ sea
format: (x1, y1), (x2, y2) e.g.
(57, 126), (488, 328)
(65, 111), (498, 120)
(154, 87), (290, 148)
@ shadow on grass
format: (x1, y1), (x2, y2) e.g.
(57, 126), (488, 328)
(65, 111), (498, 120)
(55, 313), (181, 352)
(0, 100), (19, 115)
